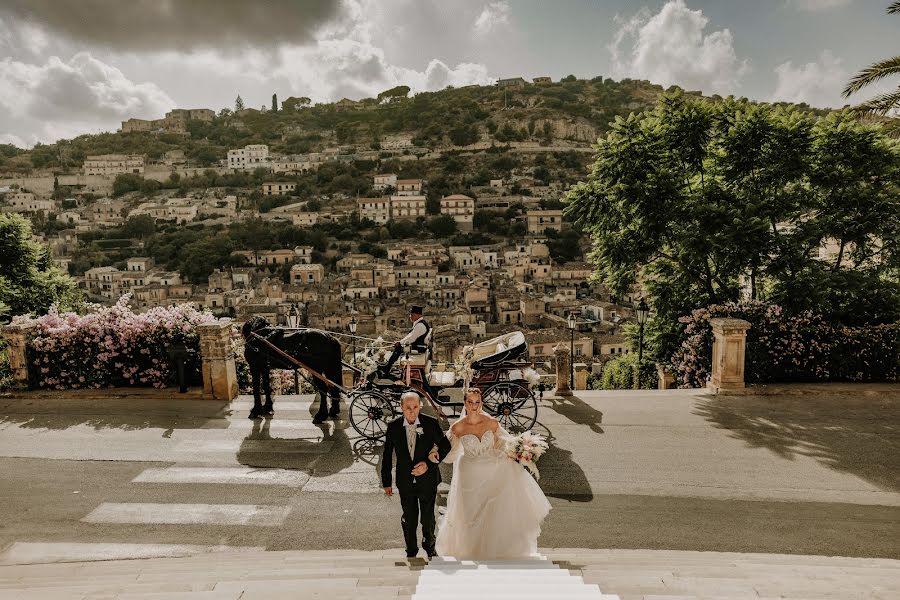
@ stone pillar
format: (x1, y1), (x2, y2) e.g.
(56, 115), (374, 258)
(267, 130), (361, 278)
(574, 362), (589, 391)
(197, 320), (239, 401)
(1, 322), (37, 387)
(657, 363), (676, 390)
(553, 343), (573, 396)
(342, 367), (355, 390)
(708, 318), (751, 393)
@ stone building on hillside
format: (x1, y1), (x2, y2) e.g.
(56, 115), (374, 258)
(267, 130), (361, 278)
(439, 194), (474, 231)
(83, 155), (144, 176)
(227, 145), (269, 170)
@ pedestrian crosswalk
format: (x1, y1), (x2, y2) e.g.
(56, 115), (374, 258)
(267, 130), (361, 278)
(1, 397), (373, 565)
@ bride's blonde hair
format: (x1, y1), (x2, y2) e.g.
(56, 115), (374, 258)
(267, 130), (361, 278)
(464, 388), (482, 400)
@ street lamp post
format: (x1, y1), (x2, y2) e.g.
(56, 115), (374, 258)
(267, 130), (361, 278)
(567, 312), (577, 389)
(286, 303), (300, 394)
(349, 315), (358, 368)
(635, 298), (650, 390)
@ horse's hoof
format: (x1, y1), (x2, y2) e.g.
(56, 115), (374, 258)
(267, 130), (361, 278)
(248, 410), (264, 420)
(263, 405), (275, 416)
(328, 410), (340, 418)
(312, 414), (327, 425)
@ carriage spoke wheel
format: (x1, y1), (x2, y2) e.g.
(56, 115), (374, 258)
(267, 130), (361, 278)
(481, 382), (537, 434)
(349, 390), (395, 439)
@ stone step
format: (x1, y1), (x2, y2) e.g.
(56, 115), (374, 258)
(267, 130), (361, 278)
(0, 542), (266, 567)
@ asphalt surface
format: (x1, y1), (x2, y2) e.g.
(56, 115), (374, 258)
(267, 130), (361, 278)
(0, 387), (898, 561)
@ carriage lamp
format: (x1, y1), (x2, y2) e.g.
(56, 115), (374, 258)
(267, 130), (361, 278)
(567, 312), (578, 389)
(287, 303), (300, 329)
(349, 316), (358, 369)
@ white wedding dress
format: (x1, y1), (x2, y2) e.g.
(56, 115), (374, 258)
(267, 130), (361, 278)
(435, 424), (551, 559)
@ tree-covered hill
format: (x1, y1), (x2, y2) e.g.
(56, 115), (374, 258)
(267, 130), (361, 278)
(0, 74), (836, 174)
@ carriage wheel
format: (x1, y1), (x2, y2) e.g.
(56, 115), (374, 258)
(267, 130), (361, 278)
(349, 390), (395, 439)
(481, 382), (537, 434)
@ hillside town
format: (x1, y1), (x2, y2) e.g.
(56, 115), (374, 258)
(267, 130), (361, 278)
(0, 111), (640, 376)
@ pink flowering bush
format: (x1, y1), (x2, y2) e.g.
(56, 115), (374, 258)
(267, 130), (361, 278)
(670, 301), (900, 388)
(12, 294), (216, 390)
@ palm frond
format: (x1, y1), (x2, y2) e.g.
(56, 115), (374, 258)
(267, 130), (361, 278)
(849, 87), (900, 117)
(889, 1), (900, 15)
(843, 55), (900, 97)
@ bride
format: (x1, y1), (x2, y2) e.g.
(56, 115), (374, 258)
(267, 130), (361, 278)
(435, 388), (551, 559)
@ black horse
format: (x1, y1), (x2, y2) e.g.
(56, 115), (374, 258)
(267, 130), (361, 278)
(241, 316), (343, 424)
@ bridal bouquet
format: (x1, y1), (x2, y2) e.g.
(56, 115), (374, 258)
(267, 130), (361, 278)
(507, 431), (549, 480)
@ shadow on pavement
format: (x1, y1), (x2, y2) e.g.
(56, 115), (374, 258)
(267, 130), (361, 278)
(544, 394), (605, 434)
(530, 421), (593, 502)
(236, 416), (354, 475)
(694, 391), (900, 492)
(0, 397), (231, 431)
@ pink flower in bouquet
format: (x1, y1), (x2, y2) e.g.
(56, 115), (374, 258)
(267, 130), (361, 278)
(507, 431), (549, 480)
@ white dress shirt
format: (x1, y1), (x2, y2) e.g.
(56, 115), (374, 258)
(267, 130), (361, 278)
(399, 318), (428, 347)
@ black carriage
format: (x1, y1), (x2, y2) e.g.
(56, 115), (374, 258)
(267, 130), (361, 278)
(348, 331), (541, 439)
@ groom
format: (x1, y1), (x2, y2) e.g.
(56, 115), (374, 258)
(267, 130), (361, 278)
(381, 391), (451, 558)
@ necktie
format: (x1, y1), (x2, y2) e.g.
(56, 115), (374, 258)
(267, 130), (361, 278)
(406, 424), (416, 459)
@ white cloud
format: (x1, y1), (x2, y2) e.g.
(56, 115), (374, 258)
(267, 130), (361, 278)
(609, 0), (749, 95)
(772, 50), (847, 107)
(474, 1), (511, 36)
(270, 39), (494, 102)
(787, 0), (852, 11)
(0, 0), (497, 146)
(169, 0), (496, 106)
(0, 52), (173, 146)
(0, 132), (28, 148)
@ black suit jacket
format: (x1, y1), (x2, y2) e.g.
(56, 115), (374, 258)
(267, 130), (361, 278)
(381, 414), (451, 494)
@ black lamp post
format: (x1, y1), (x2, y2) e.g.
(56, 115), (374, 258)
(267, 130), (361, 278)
(636, 298), (649, 362)
(286, 303), (300, 394)
(635, 298), (650, 390)
(349, 316), (358, 367)
(567, 312), (577, 389)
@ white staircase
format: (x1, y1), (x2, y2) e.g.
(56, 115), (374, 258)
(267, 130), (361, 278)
(414, 556), (619, 599)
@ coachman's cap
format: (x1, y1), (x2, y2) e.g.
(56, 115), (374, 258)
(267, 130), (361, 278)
(410, 305), (424, 315)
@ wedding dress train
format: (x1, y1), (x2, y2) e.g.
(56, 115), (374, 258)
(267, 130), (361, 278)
(435, 427), (551, 559)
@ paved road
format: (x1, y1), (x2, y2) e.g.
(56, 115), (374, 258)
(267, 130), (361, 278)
(0, 388), (898, 563)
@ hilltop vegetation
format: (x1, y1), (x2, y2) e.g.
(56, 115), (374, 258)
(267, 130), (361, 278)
(0, 75), (836, 173)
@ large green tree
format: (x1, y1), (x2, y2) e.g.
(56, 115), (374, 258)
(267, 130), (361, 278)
(0, 213), (82, 316)
(566, 92), (900, 358)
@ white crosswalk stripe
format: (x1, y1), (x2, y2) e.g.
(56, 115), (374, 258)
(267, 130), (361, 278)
(82, 502), (291, 526)
(133, 466), (311, 487)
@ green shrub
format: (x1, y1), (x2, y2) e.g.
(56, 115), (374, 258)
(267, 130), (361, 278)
(599, 354), (657, 390)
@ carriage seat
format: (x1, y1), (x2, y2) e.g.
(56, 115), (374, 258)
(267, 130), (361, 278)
(427, 371), (456, 387)
(400, 354), (429, 367)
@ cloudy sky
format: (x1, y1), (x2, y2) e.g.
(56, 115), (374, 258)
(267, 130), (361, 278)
(0, 0), (896, 147)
